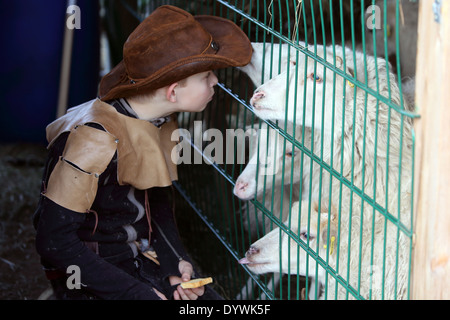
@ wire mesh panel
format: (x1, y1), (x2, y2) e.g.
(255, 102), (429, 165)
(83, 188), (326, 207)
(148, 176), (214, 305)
(122, 0), (418, 300)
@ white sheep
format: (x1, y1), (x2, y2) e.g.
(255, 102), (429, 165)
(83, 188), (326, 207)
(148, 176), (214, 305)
(233, 122), (304, 199)
(239, 42), (414, 299)
(233, 122), (304, 235)
(240, 198), (411, 300)
(234, 43), (310, 230)
(233, 43), (308, 299)
(248, 41), (414, 227)
(234, 43), (330, 240)
(239, 201), (336, 299)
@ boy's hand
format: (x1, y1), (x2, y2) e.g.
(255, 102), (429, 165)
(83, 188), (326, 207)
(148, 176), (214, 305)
(153, 288), (168, 300)
(169, 260), (205, 300)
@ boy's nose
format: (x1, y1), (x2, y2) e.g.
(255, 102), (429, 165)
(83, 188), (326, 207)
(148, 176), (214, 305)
(210, 72), (218, 87)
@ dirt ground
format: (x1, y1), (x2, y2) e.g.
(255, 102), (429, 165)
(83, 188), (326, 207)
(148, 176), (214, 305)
(0, 143), (50, 299)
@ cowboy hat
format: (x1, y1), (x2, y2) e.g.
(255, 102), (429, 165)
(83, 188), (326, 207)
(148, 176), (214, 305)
(99, 5), (252, 101)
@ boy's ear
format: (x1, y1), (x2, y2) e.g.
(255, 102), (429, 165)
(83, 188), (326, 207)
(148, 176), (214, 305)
(166, 83), (179, 102)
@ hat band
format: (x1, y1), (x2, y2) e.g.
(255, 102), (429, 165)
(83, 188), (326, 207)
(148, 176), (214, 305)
(200, 35), (220, 55)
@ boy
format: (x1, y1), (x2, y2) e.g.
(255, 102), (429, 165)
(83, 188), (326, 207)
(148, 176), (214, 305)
(33, 5), (252, 300)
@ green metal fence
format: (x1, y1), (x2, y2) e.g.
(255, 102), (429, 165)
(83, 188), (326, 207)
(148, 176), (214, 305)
(112, 0), (418, 300)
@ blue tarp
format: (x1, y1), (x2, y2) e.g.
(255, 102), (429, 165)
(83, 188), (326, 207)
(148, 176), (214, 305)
(0, 0), (99, 143)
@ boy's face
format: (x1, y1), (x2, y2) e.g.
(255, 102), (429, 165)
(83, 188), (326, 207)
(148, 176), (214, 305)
(175, 71), (218, 112)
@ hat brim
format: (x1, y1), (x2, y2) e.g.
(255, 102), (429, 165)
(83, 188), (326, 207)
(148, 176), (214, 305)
(194, 15), (253, 68)
(99, 15), (252, 101)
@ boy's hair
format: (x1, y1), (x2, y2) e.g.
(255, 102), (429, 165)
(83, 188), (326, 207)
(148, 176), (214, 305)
(130, 78), (188, 101)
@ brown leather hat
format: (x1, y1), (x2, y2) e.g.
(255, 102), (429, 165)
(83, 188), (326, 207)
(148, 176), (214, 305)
(99, 5), (252, 101)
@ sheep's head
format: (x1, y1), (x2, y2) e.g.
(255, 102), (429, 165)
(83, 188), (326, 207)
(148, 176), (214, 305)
(239, 200), (338, 275)
(239, 42), (299, 87)
(233, 123), (302, 200)
(249, 44), (355, 138)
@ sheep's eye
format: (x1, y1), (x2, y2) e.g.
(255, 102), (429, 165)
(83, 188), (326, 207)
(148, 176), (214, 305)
(309, 73), (322, 83)
(300, 231), (315, 241)
(285, 150), (298, 157)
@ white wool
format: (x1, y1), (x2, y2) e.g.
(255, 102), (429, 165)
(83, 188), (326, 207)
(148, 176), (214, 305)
(239, 42), (414, 299)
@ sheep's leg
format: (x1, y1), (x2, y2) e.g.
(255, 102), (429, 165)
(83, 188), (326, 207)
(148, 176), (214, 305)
(235, 275), (255, 300)
(307, 277), (325, 300)
(257, 273), (280, 300)
(236, 273), (282, 300)
(308, 277), (318, 300)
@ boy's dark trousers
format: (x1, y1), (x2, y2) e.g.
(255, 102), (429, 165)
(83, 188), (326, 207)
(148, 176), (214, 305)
(48, 255), (223, 300)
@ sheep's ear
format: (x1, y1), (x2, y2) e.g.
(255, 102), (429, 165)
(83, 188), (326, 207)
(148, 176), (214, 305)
(319, 211), (336, 225)
(345, 67), (356, 88)
(347, 67), (355, 78)
(335, 56), (356, 81)
(336, 56), (343, 68)
(319, 207), (338, 246)
(312, 201), (324, 213)
(291, 201), (300, 213)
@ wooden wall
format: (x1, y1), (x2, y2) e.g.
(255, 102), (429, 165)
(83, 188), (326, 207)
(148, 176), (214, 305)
(413, 0), (450, 300)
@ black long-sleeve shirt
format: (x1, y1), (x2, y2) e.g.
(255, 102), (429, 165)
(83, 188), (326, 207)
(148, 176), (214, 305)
(33, 99), (190, 299)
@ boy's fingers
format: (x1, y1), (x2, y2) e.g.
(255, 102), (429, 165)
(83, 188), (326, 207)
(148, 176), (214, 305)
(153, 288), (168, 300)
(177, 286), (191, 300)
(179, 262), (193, 282)
(181, 272), (191, 282)
(182, 287), (202, 300)
(172, 283), (204, 300)
(191, 285), (205, 297)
